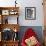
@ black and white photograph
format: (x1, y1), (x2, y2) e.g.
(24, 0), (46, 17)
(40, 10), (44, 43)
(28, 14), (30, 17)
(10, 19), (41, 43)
(25, 7), (36, 20)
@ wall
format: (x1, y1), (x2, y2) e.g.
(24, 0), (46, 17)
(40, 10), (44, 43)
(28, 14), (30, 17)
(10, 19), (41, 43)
(18, 0), (44, 26)
(0, 0), (44, 26)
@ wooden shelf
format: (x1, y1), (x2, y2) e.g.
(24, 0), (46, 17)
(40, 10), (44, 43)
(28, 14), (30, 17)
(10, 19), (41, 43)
(0, 7), (19, 10)
(2, 40), (19, 42)
(0, 7), (19, 15)
(0, 7), (19, 46)
(0, 24), (20, 32)
(0, 40), (19, 46)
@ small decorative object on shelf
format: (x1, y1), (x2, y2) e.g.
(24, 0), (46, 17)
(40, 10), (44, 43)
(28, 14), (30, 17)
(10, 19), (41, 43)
(15, 0), (17, 7)
(5, 18), (8, 24)
(13, 32), (18, 41)
(9, 10), (18, 15)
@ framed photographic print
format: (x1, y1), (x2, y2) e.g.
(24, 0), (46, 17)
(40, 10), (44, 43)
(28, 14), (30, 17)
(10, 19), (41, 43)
(25, 7), (36, 20)
(2, 10), (9, 15)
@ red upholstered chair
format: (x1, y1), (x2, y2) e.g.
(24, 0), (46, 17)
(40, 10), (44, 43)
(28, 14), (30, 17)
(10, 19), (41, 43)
(21, 28), (41, 46)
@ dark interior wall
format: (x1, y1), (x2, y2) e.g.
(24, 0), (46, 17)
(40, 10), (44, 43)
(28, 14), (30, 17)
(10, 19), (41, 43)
(18, 26), (44, 43)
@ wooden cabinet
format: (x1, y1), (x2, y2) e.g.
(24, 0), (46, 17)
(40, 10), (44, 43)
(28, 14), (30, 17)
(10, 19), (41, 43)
(0, 7), (19, 46)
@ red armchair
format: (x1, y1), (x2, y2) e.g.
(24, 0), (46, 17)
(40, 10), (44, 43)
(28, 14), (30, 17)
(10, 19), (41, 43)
(21, 28), (41, 46)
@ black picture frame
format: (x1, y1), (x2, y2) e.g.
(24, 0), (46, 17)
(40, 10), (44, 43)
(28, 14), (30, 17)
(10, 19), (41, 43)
(25, 7), (36, 20)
